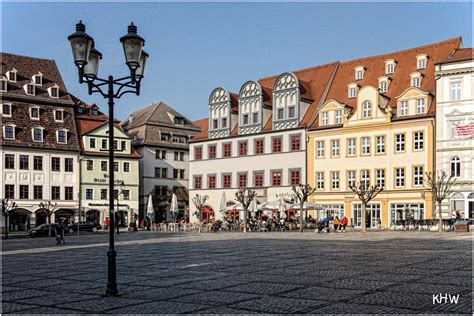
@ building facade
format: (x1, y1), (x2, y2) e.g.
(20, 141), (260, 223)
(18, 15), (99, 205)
(1, 53), (81, 232)
(307, 38), (461, 228)
(435, 48), (474, 219)
(75, 100), (140, 228)
(188, 63), (339, 223)
(122, 102), (201, 222)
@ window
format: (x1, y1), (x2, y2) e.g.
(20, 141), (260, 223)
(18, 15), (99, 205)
(395, 168), (405, 187)
(331, 171), (340, 190)
(101, 189), (108, 200)
(155, 149), (166, 160)
(331, 139), (340, 157)
(212, 119), (218, 129)
(5, 185), (14, 199)
(34, 74), (42, 85)
(380, 81), (387, 93)
(173, 169), (179, 179)
(272, 137), (282, 153)
(255, 139), (264, 155)
(361, 137), (370, 155)
(54, 110), (63, 122)
(51, 186), (60, 200)
(223, 143), (232, 157)
(57, 130), (67, 144)
(101, 161), (108, 172)
(416, 99), (425, 114)
(450, 82), (462, 100)
(0, 79), (6, 92)
(316, 172), (324, 189)
(50, 86), (59, 98)
(161, 133), (170, 141)
(2, 103), (12, 117)
(288, 106), (295, 118)
(376, 169), (385, 188)
(386, 63), (394, 74)
(413, 166), (423, 186)
(172, 135), (187, 143)
(207, 145), (216, 159)
(90, 107), (98, 116)
(412, 77), (420, 87)
(400, 101), (408, 116)
(238, 173), (247, 188)
(347, 138), (356, 156)
(51, 157), (60, 171)
(451, 157), (461, 177)
(272, 171), (282, 186)
(122, 190), (130, 201)
(174, 151), (179, 161)
(4, 125), (14, 140)
(26, 84), (35, 95)
(208, 175), (216, 189)
(395, 134), (405, 152)
(242, 114), (249, 125)
(33, 186), (43, 200)
(32, 128), (43, 142)
(321, 112), (328, 125)
(361, 170), (370, 187)
(174, 116), (185, 125)
(121, 141), (126, 151)
(86, 160), (93, 171)
(347, 170), (356, 188)
(417, 58), (426, 69)
(5, 154), (14, 169)
(101, 139), (108, 150)
(64, 158), (74, 172)
(291, 135), (301, 151)
(376, 136), (385, 154)
(8, 70), (16, 82)
(253, 112), (259, 124)
(362, 101), (371, 118)
(179, 169), (185, 179)
(194, 176), (202, 189)
(155, 167), (167, 178)
(65, 187), (74, 200)
(123, 162), (130, 172)
(20, 155), (29, 170)
(277, 108), (284, 120)
(254, 173), (264, 187)
(356, 70), (364, 80)
(316, 141), (325, 158)
(89, 138), (96, 148)
(335, 110), (342, 124)
(349, 87), (357, 98)
(239, 141), (248, 156)
(180, 152), (184, 161)
(86, 189), (93, 200)
(223, 174), (231, 188)
(33, 156), (43, 171)
(114, 162), (119, 172)
(222, 117), (227, 128)
(194, 147), (202, 160)
(290, 170), (300, 186)
(20, 185), (29, 199)
(30, 107), (40, 120)
(113, 140), (118, 150)
(414, 131), (424, 150)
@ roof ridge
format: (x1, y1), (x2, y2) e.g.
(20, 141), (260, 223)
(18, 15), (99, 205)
(1, 52), (55, 62)
(258, 61), (339, 82)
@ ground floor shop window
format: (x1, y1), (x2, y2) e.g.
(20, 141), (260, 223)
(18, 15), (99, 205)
(468, 193), (474, 219)
(352, 203), (381, 228)
(451, 193), (465, 218)
(314, 204), (344, 221)
(390, 203), (424, 225)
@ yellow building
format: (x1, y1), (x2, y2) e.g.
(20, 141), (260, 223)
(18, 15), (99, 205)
(306, 38), (461, 228)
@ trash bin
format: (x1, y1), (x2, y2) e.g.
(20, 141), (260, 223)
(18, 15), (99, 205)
(454, 220), (469, 232)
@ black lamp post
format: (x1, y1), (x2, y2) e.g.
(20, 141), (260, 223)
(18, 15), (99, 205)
(68, 20), (148, 297)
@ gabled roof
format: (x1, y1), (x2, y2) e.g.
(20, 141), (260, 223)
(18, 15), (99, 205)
(437, 47), (473, 64)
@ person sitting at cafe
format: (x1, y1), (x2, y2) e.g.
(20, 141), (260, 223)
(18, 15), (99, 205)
(333, 216), (341, 232)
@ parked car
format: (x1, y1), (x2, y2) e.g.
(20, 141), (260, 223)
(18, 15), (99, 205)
(27, 223), (68, 238)
(67, 221), (102, 233)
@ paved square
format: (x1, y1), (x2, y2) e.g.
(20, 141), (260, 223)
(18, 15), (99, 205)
(1, 231), (472, 314)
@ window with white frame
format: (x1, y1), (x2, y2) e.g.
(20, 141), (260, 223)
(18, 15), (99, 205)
(395, 168), (405, 187)
(331, 171), (340, 190)
(57, 130), (67, 144)
(450, 82), (462, 100)
(400, 101), (408, 116)
(349, 87), (357, 98)
(2, 103), (12, 117)
(361, 170), (370, 187)
(4, 125), (15, 140)
(362, 101), (371, 118)
(347, 170), (356, 188)
(0, 78), (7, 92)
(386, 63), (395, 74)
(416, 98), (425, 114)
(331, 139), (340, 157)
(347, 138), (356, 156)
(32, 127), (43, 142)
(417, 57), (426, 69)
(451, 157), (461, 177)
(288, 106), (296, 118)
(25, 83), (35, 95)
(335, 110), (342, 124)
(50, 86), (59, 98)
(34, 74), (43, 85)
(380, 81), (387, 93)
(54, 110), (64, 122)
(412, 76), (420, 87)
(316, 172), (324, 189)
(355, 67), (364, 80)
(414, 131), (424, 150)
(361, 137), (370, 155)
(376, 169), (385, 188)
(8, 69), (17, 82)
(321, 112), (328, 125)
(376, 136), (385, 154)
(413, 166), (423, 186)
(30, 107), (40, 120)
(395, 134), (405, 152)
(316, 141), (325, 158)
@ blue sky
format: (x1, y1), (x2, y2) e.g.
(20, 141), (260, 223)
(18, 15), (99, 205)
(2, 2), (472, 121)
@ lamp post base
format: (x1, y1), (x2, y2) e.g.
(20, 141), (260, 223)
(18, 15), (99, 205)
(105, 249), (119, 296)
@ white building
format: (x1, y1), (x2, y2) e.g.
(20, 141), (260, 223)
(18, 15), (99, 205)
(188, 63), (339, 222)
(435, 47), (474, 219)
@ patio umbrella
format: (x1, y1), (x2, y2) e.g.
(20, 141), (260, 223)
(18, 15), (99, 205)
(219, 191), (226, 218)
(260, 199), (283, 211)
(170, 193), (178, 223)
(290, 202), (324, 211)
(250, 198), (258, 217)
(279, 196), (287, 220)
(146, 194), (155, 222)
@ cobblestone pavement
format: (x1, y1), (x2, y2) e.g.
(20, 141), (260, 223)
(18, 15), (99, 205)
(1, 231), (472, 314)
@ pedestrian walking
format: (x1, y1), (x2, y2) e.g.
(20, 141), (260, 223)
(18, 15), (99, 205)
(55, 220), (65, 245)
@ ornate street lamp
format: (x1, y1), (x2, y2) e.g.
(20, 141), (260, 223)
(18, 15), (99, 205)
(67, 20), (148, 297)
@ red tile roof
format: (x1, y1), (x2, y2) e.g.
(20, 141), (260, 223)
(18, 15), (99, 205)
(437, 47), (473, 64)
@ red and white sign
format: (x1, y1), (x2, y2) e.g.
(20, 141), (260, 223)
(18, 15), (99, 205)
(455, 122), (474, 136)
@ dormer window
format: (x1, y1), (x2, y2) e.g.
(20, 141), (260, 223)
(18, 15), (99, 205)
(57, 129), (68, 144)
(3, 124), (15, 140)
(321, 112), (328, 125)
(410, 72), (422, 87)
(32, 127), (44, 142)
(362, 101), (372, 118)
(25, 83), (35, 95)
(385, 59), (396, 74)
(54, 109), (64, 122)
(416, 54), (427, 69)
(30, 107), (40, 120)
(90, 107), (98, 115)
(355, 66), (365, 80)
(1, 78), (8, 92)
(400, 101), (408, 116)
(77, 105), (84, 114)
(335, 110), (342, 124)
(416, 98), (426, 114)
(49, 85), (59, 98)
(348, 83), (358, 98)
(174, 116), (184, 125)
(2, 103), (12, 117)
(7, 69), (17, 82)
(33, 73), (43, 86)
(378, 77), (389, 93)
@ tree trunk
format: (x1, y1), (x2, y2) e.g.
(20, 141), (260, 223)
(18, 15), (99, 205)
(361, 203), (367, 233)
(299, 202), (304, 233)
(243, 208), (248, 233)
(198, 208), (201, 233)
(438, 201), (443, 233)
(48, 215), (52, 237)
(4, 216), (9, 240)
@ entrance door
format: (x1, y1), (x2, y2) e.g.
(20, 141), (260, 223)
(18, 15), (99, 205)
(370, 207), (381, 228)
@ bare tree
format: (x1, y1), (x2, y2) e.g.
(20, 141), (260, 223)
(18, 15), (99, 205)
(235, 188), (257, 233)
(292, 184), (317, 233)
(38, 201), (57, 237)
(2, 199), (17, 240)
(425, 170), (456, 232)
(349, 182), (383, 232)
(191, 194), (209, 232)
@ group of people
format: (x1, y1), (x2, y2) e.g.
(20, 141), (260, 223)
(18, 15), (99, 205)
(315, 215), (348, 233)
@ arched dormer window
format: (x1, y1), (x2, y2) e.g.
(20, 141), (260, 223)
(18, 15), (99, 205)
(33, 72), (43, 86)
(355, 66), (365, 80)
(378, 76), (390, 93)
(3, 124), (15, 140)
(7, 68), (17, 82)
(450, 156), (461, 177)
(32, 127), (44, 142)
(238, 80), (263, 134)
(410, 72), (422, 88)
(385, 59), (396, 74)
(56, 129), (68, 144)
(208, 87), (231, 138)
(48, 84), (60, 98)
(416, 54), (427, 70)
(347, 83), (358, 99)
(272, 72), (299, 130)
(362, 101), (372, 118)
